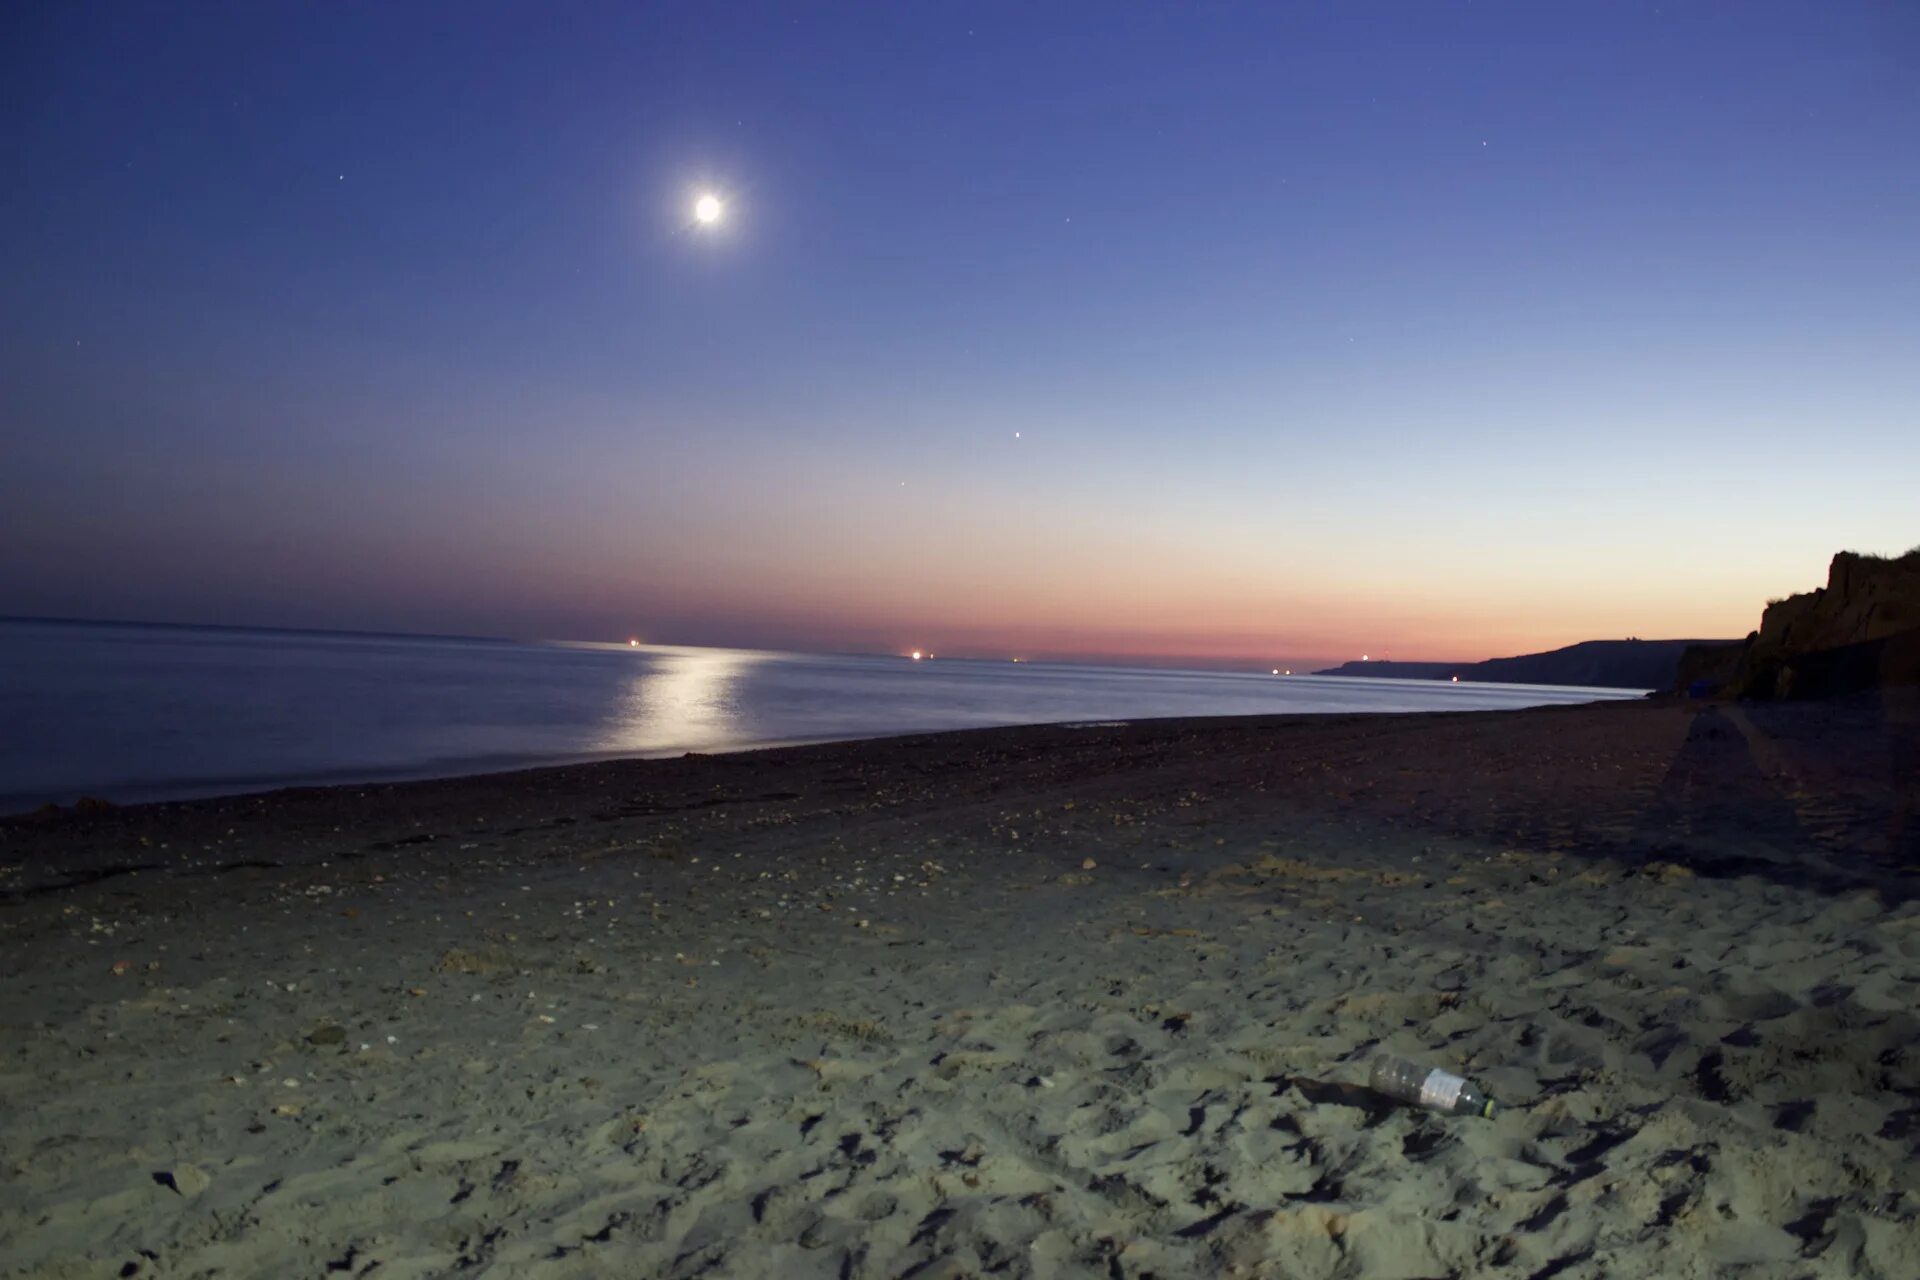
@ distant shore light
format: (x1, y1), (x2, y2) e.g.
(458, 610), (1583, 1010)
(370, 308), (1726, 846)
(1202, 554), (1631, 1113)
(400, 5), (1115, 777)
(628, 638), (639, 647)
(910, 651), (923, 660)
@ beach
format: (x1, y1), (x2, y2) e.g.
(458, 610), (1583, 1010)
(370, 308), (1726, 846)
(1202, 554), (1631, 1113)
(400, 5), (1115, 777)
(2, 695), (1917, 1278)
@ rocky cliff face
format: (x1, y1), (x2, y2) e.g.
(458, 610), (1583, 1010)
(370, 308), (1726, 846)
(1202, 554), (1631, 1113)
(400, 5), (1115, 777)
(1755, 551), (1920, 655)
(1674, 640), (1748, 692)
(1722, 549), (1920, 698)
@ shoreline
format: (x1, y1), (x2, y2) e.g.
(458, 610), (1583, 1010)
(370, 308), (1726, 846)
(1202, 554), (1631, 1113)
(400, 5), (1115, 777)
(0, 730), (899, 820)
(0, 687), (1642, 820)
(1, 613), (1643, 818)
(3, 697), (1916, 1277)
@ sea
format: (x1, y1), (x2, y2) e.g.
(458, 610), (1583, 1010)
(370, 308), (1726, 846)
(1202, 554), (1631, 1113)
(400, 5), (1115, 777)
(0, 618), (1642, 813)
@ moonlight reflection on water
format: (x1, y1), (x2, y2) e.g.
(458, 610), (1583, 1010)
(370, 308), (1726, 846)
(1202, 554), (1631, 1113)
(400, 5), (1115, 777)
(601, 648), (762, 755)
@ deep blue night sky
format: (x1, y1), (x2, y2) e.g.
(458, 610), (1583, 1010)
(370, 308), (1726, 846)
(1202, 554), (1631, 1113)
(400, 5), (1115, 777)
(4, 2), (1916, 665)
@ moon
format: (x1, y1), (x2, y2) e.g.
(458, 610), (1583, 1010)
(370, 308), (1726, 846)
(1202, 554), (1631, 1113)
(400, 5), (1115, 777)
(694, 193), (723, 225)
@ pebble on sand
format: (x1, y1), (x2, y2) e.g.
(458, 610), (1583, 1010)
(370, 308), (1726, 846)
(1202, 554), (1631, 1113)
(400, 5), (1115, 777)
(152, 1165), (211, 1198)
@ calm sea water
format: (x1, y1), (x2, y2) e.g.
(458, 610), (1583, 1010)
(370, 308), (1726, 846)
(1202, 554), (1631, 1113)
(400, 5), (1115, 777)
(0, 619), (1640, 812)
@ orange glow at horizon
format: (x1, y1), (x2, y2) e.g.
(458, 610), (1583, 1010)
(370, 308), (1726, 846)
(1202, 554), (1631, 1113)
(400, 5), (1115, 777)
(457, 458), (1817, 668)
(568, 554), (1773, 667)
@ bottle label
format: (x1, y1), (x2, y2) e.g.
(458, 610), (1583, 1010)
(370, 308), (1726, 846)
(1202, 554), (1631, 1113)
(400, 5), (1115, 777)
(1419, 1069), (1466, 1112)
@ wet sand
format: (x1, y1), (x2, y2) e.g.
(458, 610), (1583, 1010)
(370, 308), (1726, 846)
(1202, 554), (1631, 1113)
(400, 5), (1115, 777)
(2, 696), (1917, 1278)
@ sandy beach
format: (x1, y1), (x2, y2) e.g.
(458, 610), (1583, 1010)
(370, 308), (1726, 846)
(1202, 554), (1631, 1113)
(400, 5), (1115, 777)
(3, 695), (1917, 1279)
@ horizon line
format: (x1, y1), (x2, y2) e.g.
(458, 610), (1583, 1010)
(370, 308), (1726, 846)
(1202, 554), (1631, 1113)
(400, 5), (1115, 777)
(0, 611), (1731, 675)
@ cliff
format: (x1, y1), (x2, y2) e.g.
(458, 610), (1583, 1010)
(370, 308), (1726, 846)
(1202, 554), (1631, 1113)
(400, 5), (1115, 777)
(1674, 640), (1748, 693)
(1754, 550), (1920, 655)
(1720, 548), (1920, 698)
(1316, 639), (1724, 691)
(1471, 640), (1717, 690)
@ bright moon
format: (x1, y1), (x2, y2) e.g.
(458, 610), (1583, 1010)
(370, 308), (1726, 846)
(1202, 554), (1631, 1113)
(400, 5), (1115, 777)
(694, 193), (723, 224)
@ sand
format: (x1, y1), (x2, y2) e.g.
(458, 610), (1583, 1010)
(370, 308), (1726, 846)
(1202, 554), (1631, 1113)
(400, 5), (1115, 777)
(2, 695), (1917, 1278)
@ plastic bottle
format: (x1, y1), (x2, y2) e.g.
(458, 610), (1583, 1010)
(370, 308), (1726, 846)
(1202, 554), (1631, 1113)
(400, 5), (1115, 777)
(1369, 1055), (1499, 1118)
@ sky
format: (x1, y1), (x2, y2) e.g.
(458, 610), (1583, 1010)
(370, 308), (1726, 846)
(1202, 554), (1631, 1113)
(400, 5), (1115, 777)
(2, 2), (1916, 669)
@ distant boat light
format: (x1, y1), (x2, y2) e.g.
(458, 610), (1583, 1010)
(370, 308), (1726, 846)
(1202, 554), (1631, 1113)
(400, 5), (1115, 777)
(1451, 675), (1460, 682)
